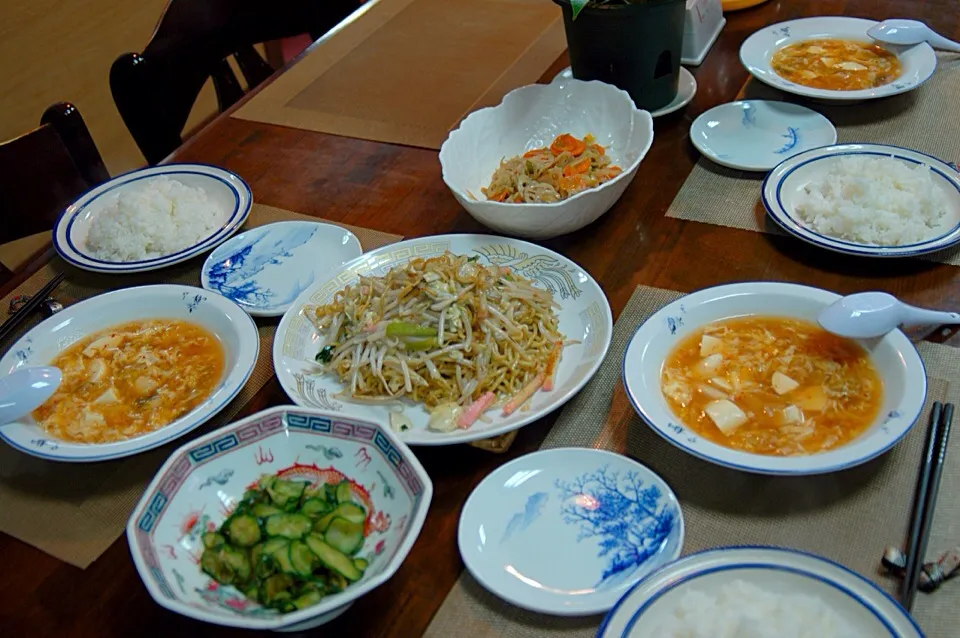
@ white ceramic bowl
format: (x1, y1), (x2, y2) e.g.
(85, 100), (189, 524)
(598, 546), (921, 637)
(54, 164), (252, 273)
(439, 79), (654, 240)
(459, 448), (683, 616)
(127, 405), (432, 631)
(740, 17), (936, 103)
(272, 234), (613, 446)
(763, 143), (960, 257)
(622, 282), (927, 475)
(0, 284), (258, 462)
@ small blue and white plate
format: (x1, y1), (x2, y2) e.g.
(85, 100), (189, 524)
(201, 221), (362, 317)
(690, 100), (836, 171)
(54, 164), (252, 274)
(763, 143), (960, 257)
(458, 448), (683, 616)
(599, 546), (922, 637)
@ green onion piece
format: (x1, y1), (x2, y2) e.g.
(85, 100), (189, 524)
(316, 345), (335, 364)
(385, 322), (437, 338)
(403, 337), (437, 351)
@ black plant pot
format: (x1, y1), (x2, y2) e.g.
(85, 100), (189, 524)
(553, 0), (686, 111)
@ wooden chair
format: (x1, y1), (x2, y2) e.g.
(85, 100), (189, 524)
(110, 0), (361, 165)
(0, 103), (109, 248)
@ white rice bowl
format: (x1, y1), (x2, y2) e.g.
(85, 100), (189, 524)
(793, 155), (949, 246)
(86, 176), (224, 262)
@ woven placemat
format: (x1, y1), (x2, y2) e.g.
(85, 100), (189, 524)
(667, 54), (960, 266)
(426, 285), (960, 638)
(0, 204), (402, 568)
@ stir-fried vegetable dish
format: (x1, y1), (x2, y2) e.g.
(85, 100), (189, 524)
(481, 133), (622, 203)
(306, 252), (568, 432)
(200, 475), (369, 612)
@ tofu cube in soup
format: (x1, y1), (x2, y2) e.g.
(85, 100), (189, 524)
(771, 371), (799, 395)
(705, 399), (748, 435)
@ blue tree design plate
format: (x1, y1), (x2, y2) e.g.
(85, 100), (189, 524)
(201, 221), (362, 317)
(458, 448), (684, 616)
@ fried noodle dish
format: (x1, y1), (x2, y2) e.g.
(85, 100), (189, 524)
(306, 253), (569, 432)
(481, 133), (622, 204)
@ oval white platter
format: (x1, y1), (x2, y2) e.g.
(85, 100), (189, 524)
(54, 163), (252, 274)
(0, 284), (258, 462)
(598, 546), (921, 637)
(621, 281), (927, 475)
(272, 234), (613, 446)
(201, 221), (362, 317)
(690, 100), (837, 171)
(763, 143), (960, 257)
(459, 448), (683, 616)
(740, 16), (936, 103)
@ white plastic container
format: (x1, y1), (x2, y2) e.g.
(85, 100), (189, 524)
(682, 0), (726, 66)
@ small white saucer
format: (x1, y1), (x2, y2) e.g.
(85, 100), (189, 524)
(554, 67), (697, 118)
(458, 448), (684, 616)
(201, 221), (362, 317)
(690, 100), (837, 171)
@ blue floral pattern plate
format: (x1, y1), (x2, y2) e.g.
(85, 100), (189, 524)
(690, 100), (836, 172)
(201, 221), (362, 317)
(458, 448), (683, 616)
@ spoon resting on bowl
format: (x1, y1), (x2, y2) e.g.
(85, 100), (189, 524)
(0, 366), (61, 425)
(818, 292), (960, 339)
(868, 19), (960, 53)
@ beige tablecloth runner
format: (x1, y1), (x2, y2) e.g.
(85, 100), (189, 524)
(0, 204), (402, 568)
(667, 54), (960, 266)
(426, 285), (960, 638)
(232, 0), (566, 149)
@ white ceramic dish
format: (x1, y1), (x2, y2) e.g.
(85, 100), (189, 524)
(740, 17), (937, 103)
(273, 234), (613, 446)
(54, 164), (252, 273)
(762, 143), (960, 257)
(127, 405), (432, 631)
(621, 282), (927, 475)
(691, 100), (837, 171)
(0, 284), (258, 462)
(553, 67), (697, 118)
(459, 448), (683, 616)
(439, 79), (653, 240)
(201, 222), (362, 317)
(598, 546), (922, 637)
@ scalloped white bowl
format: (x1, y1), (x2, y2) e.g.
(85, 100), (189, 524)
(439, 79), (654, 240)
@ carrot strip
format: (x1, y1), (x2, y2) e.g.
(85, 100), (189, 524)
(542, 341), (563, 391)
(523, 148), (547, 158)
(563, 158), (592, 177)
(550, 133), (587, 157)
(503, 372), (546, 416)
(458, 392), (496, 429)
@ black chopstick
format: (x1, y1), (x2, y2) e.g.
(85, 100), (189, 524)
(0, 272), (66, 343)
(901, 401), (954, 611)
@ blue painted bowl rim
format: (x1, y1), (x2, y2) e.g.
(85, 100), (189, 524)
(53, 163), (252, 272)
(620, 281), (928, 476)
(761, 143), (960, 257)
(457, 446), (685, 616)
(596, 545), (922, 638)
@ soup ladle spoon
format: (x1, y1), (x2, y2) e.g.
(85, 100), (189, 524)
(0, 366), (61, 425)
(818, 292), (960, 339)
(868, 19), (960, 53)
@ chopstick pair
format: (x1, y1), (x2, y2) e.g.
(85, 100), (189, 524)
(901, 401), (954, 611)
(0, 272), (66, 343)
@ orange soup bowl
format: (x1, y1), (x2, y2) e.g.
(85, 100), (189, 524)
(621, 282), (927, 475)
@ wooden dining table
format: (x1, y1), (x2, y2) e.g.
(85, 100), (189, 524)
(4, 0), (960, 635)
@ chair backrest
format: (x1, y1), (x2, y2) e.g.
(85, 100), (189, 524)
(0, 103), (109, 244)
(110, 0), (360, 165)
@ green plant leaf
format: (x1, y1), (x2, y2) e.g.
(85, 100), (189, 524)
(570, 0), (589, 20)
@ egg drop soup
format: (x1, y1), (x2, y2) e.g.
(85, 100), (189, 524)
(661, 317), (883, 456)
(771, 38), (902, 91)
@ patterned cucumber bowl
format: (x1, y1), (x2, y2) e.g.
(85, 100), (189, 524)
(127, 406), (433, 631)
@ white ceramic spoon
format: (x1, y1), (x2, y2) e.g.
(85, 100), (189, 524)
(818, 292), (960, 339)
(0, 366), (61, 425)
(868, 19), (960, 53)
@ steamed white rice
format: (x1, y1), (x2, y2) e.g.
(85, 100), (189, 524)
(794, 155), (950, 246)
(85, 176), (225, 262)
(647, 580), (864, 638)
